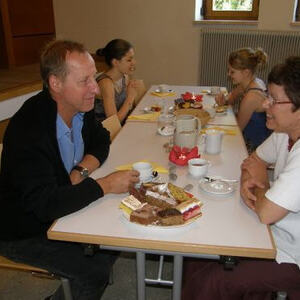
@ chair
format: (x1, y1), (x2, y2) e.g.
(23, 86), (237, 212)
(0, 145), (72, 299)
(0, 255), (73, 299)
(101, 114), (121, 141)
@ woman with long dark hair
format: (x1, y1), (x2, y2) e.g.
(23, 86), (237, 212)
(95, 39), (139, 124)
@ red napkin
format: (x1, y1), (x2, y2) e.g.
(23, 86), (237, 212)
(168, 146), (200, 166)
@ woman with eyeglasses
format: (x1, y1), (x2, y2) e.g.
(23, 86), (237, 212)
(216, 47), (271, 152)
(182, 57), (300, 300)
(94, 39), (141, 124)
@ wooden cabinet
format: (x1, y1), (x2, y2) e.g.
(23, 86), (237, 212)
(0, 0), (55, 67)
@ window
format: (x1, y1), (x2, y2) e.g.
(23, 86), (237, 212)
(202, 0), (259, 21)
(295, 0), (300, 21)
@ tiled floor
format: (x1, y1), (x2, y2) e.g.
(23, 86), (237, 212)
(0, 252), (173, 300)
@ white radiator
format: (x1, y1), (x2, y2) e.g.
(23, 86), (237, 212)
(199, 28), (300, 87)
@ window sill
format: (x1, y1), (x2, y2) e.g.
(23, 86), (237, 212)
(193, 20), (258, 26)
(290, 21), (300, 26)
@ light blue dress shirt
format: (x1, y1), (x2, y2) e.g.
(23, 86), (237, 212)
(56, 113), (84, 174)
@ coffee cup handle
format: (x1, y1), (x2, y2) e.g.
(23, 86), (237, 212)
(195, 117), (202, 132)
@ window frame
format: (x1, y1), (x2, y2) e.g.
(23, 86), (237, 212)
(202, 0), (260, 21)
(295, 0), (300, 21)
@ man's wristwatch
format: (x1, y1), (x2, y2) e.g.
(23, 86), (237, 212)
(72, 165), (89, 179)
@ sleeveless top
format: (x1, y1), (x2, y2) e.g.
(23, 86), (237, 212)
(94, 73), (127, 123)
(242, 86), (272, 152)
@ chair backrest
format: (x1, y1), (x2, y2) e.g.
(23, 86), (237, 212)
(101, 114), (121, 141)
(0, 255), (73, 299)
(0, 255), (49, 274)
(0, 143), (3, 170)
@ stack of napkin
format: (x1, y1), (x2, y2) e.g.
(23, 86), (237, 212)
(169, 146), (200, 166)
(201, 127), (237, 136)
(151, 91), (176, 97)
(127, 112), (160, 122)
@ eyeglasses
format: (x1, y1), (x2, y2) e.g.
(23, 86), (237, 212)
(264, 92), (292, 106)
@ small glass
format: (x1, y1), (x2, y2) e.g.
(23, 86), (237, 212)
(157, 113), (176, 136)
(210, 86), (220, 96)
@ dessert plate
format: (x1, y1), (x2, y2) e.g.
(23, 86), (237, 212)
(215, 111), (227, 116)
(199, 179), (235, 195)
(122, 213), (201, 229)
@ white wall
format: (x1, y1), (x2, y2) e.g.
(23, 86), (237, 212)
(52, 0), (300, 87)
(0, 91), (40, 121)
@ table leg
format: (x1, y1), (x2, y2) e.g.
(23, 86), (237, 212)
(172, 254), (183, 300)
(136, 251), (146, 300)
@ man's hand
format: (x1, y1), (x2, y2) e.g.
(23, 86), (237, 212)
(96, 170), (140, 194)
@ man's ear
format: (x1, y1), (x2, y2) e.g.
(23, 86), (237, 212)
(48, 75), (62, 92)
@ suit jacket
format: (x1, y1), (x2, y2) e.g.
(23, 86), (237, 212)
(0, 89), (110, 240)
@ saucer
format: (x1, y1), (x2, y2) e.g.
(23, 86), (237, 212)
(143, 106), (152, 114)
(199, 179), (235, 195)
(215, 111), (227, 116)
(157, 125), (175, 136)
(155, 89), (173, 93)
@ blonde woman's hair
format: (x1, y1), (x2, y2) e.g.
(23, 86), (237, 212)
(229, 47), (268, 74)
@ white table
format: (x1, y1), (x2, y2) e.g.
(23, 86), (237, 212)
(48, 86), (275, 300)
(130, 85), (237, 126)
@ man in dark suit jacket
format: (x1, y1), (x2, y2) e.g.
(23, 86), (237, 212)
(0, 40), (139, 299)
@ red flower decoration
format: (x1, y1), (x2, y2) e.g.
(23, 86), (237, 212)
(168, 146), (200, 166)
(195, 94), (203, 102)
(181, 92), (203, 102)
(182, 92), (193, 101)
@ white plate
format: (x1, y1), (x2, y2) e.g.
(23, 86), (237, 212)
(122, 213), (201, 229)
(199, 179), (235, 195)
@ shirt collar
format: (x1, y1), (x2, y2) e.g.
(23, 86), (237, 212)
(56, 112), (84, 139)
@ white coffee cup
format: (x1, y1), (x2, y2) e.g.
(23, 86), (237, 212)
(204, 129), (224, 154)
(132, 162), (153, 183)
(158, 84), (169, 93)
(188, 158), (210, 177)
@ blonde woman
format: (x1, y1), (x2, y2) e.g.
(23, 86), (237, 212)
(216, 47), (271, 152)
(95, 39), (140, 124)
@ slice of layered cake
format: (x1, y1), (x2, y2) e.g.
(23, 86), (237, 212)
(157, 208), (184, 226)
(130, 204), (160, 225)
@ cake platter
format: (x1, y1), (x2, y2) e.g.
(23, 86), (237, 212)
(119, 182), (203, 228)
